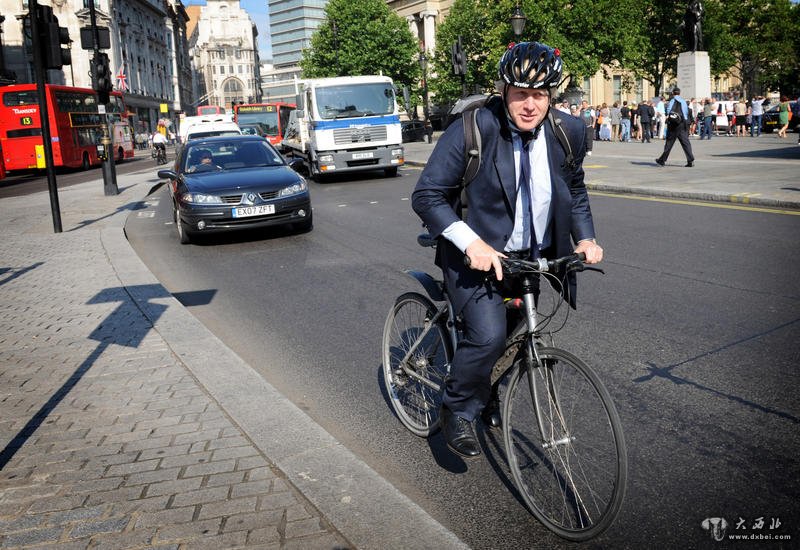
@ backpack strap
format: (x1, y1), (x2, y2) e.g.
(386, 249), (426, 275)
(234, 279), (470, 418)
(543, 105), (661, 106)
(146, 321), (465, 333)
(462, 108), (482, 186)
(547, 110), (576, 170)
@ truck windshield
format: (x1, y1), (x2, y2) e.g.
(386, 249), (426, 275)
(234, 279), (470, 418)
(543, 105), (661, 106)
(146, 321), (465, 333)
(315, 83), (395, 120)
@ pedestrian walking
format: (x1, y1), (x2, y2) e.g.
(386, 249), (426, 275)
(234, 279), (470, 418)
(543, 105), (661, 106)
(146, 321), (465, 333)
(637, 101), (654, 142)
(777, 96), (791, 138)
(620, 101), (632, 142)
(655, 87), (694, 167)
(734, 99), (747, 137)
(699, 98), (714, 140)
(610, 102), (622, 142)
(750, 96), (765, 137)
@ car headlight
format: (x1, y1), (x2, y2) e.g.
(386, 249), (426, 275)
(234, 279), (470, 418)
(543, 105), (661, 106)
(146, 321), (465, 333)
(181, 192), (223, 204)
(279, 179), (308, 197)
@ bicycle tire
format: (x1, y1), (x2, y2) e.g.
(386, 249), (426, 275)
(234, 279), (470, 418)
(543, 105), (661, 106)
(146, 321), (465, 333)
(381, 292), (451, 437)
(502, 346), (627, 541)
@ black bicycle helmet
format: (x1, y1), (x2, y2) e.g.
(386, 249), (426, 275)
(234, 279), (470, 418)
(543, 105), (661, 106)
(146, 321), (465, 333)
(498, 42), (563, 89)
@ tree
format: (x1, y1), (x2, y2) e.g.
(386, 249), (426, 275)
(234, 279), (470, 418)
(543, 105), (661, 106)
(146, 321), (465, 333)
(299, 0), (420, 90)
(429, 0), (648, 106)
(709, 0), (799, 98)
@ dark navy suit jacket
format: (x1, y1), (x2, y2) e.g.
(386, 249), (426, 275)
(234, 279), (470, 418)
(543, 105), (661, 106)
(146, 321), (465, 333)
(411, 100), (596, 313)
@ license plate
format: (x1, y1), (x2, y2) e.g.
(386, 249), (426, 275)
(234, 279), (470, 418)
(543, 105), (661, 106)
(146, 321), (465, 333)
(352, 152), (373, 160)
(232, 204), (275, 218)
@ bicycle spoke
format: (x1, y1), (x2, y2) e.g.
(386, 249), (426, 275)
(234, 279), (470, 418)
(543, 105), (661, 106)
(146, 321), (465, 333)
(382, 293), (450, 437)
(503, 347), (627, 541)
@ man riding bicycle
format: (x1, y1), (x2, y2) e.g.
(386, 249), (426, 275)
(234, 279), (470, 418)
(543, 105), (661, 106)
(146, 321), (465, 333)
(152, 130), (168, 162)
(411, 42), (603, 458)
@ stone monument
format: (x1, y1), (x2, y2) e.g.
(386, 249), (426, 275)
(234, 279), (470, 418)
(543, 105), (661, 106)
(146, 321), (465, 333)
(677, 0), (711, 101)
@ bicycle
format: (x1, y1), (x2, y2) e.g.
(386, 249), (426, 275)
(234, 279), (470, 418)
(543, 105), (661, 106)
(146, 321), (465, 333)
(152, 145), (168, 165)
(381, 234), (627, 541)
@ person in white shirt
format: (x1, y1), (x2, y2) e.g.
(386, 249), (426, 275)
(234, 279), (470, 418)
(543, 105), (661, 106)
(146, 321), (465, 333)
(750, 96), (766, 137)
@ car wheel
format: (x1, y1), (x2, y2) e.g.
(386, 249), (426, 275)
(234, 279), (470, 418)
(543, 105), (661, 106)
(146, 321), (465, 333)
(174, 204), (191, 244)
(384, 167), (398, 178)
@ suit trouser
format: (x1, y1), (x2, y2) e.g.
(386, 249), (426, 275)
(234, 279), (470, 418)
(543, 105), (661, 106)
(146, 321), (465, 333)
(641, 122), (652, 141)
(659, 124), (694, 163)
(443, 283), (508, 421)
(584, 126), (594, 151)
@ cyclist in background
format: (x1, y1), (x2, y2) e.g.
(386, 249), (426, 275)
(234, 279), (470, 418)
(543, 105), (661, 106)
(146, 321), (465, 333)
(152, 130), (168, 162)
(411, 42), (602, 458)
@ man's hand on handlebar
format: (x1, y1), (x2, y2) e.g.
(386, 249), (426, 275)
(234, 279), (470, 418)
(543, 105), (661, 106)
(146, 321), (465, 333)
(465, 238), (507, 281)
(574, 239), (603, 264)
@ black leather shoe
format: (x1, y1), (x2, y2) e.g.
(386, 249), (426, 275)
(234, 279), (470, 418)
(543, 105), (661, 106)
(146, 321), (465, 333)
(481, 400), (502, 429)
(655, 158), (665, 166)
(685, 161), (694, 167)
(441, 407), (481, 458)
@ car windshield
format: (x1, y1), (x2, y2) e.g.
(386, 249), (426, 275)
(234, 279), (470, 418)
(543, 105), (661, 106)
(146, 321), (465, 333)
(315, 83), (395, 120)
(183, 141), (285, 173)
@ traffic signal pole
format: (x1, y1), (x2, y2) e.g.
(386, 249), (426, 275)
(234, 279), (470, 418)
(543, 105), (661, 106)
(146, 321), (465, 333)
(29, 0), (62, 233)
(88, 0), (118, 196)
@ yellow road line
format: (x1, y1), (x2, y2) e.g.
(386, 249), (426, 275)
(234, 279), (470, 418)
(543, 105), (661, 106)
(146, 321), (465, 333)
(588, 191), (800, 215)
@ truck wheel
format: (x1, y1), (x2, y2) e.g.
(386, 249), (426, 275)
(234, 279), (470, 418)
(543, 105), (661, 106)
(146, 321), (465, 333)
(384, 167), (398, 178)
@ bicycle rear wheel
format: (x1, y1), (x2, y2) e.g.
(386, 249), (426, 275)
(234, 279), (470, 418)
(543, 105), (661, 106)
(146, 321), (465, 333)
(382, 292), (451, 437)
(503, 346), (627, 541)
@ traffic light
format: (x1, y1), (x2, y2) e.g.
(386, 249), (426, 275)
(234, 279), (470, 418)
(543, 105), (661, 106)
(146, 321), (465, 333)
(451, 37), (466, 76)
(37, 5), (71, 69)
(93, 52), (113, 104)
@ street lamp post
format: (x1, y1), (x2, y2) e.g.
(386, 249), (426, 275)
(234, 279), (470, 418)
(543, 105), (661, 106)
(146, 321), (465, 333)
(419, 51), (432, 143)
(510, 5), (527, 40)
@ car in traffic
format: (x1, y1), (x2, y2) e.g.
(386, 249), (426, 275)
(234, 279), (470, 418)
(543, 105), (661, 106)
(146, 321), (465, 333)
(762, 101), (798, 133)
(157, 135), (311, 244)
(401, 120), (427, 143)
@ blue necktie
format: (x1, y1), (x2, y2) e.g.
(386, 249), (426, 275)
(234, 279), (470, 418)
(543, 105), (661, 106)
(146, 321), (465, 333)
(518, 135), (538, 258)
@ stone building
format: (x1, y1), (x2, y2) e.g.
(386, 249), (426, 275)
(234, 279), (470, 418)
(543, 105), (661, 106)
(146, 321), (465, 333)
(187, 0), (262, 113)
(0, 0), (194, 134)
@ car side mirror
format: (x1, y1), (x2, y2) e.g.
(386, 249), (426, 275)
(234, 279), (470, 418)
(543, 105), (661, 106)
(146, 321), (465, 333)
(158, 169), (178, 180)
(288, 158), (304, 172)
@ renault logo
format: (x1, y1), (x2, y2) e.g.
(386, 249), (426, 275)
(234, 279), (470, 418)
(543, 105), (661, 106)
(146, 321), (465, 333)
(242, 193), (257, 205)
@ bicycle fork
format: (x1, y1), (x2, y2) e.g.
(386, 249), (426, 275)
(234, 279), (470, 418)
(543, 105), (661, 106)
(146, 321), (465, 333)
(518, 275), (573, 450)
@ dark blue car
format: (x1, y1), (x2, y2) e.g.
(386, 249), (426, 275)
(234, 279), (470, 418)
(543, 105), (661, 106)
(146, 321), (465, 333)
(158, 135), (311, 244)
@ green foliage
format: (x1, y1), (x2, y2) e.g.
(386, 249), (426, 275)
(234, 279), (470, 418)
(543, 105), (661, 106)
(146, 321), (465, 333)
(299, 0), (420, 89)
(710, 0), (799, 96)
(430, 0), (649, 105)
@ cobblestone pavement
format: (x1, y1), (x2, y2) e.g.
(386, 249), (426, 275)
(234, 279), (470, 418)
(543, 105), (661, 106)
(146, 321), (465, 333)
(0, 184), (351, 549)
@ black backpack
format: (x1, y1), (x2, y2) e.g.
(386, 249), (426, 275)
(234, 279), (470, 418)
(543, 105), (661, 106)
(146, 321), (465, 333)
(667, 99), (685, 128)
(458, 95), (577, 216)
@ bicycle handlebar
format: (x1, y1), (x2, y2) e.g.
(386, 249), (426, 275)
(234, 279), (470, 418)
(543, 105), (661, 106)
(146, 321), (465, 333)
(464, 252), (601, 277)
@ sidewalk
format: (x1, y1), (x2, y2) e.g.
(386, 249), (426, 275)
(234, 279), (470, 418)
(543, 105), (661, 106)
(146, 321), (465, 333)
(0, 166), (466, 549)
(405, 131), (800, 209)
(0, 135), (796, 549)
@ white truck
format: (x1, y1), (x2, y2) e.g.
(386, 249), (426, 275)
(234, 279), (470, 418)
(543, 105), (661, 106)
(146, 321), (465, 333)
(281, 75), (404, 179)
(178, 114), (242, 143)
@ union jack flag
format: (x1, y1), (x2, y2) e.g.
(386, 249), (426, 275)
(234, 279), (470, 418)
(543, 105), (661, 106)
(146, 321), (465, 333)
(116, 65), (128, 92)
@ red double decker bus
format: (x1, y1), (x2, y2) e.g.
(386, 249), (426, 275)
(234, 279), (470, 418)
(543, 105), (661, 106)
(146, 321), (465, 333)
(0, 84), (133, 175)
(197, 105), (225, 116)
(233, 102), (295, 147)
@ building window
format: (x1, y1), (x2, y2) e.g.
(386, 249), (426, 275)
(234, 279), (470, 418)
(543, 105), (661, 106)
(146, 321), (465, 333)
(238, 65), (243, 74)
(220, 66), (225, 74)
(613, 75), (622, 103)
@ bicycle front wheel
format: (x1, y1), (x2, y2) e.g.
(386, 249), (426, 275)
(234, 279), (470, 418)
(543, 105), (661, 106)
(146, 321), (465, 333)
(381, 292), (451, 437)
(503, 346), (627, 541)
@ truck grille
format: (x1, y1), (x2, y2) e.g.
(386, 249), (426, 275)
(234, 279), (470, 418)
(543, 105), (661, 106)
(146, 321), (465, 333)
(333, 125), (387, 145)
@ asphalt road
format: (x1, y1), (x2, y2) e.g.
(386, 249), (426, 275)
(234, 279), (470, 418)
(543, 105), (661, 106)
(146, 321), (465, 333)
(125, 165), (800, 548)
